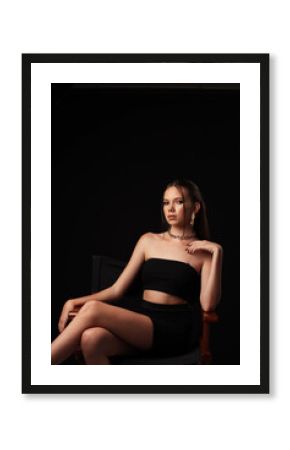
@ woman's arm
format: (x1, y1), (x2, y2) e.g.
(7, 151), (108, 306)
(69, 286), (119, 308)
(58, 233), (150, 332)
(69, 232), (150, 309)
(199, 246), (223, 312)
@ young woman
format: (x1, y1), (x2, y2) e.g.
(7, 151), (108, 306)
(51, 179), (223, 364)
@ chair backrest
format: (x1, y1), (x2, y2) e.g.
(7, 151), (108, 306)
(91, 255), (218, 364)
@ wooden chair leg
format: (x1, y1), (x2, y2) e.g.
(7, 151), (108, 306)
(199, 311), (219, 364)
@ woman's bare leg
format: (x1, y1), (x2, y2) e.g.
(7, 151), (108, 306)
(80, 327), (141, 365)
(51, 300), (153, 365)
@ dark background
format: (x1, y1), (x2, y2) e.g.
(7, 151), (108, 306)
(51, 83), (240, 364)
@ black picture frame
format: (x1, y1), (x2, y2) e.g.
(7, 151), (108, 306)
(22, 53), (269, 394)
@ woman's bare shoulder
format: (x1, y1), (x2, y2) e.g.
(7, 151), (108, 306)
(139, 232), (163, 258)
(138, 231), (165, 246)
(142, 231), (165, 240)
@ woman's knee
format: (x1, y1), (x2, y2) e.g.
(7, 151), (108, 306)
(80, 327), (109, 354)
(79, 300), (102, 318)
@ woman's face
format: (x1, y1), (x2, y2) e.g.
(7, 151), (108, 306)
(162, 186), (194, 226)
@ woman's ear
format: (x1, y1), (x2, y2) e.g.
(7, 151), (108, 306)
(193, 201), (201, 214)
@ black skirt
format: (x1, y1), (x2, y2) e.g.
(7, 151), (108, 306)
(108, 296), (202, 357)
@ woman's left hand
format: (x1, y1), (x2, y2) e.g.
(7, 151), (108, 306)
(185, 240), (223, 256)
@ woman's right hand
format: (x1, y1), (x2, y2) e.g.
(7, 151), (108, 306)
(58, 299), (76, 333)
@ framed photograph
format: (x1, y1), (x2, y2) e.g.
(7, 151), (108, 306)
(22, 53), (269, 394)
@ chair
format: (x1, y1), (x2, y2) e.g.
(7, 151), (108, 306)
(67, 255), (219, 365)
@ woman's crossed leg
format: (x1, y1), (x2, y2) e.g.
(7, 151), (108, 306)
(51, 300), (154, 365)
(80, 327), (142, 364)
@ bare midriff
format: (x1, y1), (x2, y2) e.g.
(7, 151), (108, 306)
(142, 289), (189, 305)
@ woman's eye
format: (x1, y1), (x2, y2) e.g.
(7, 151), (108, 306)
(162, 200), (183, 206)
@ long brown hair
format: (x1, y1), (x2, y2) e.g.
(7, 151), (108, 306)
(160, 179), (210, 240)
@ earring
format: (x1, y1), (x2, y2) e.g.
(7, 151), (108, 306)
(190, 212), (195, 226)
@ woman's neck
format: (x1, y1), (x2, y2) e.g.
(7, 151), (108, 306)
(168, 225), (196, 238)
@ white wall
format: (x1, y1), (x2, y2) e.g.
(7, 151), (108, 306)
(0, 1), (287, 449)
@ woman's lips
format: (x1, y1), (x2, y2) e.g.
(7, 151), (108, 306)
(168, 216), (176, 219)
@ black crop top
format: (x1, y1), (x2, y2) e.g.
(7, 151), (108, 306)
(141, 258), (200, 304)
